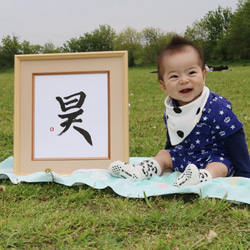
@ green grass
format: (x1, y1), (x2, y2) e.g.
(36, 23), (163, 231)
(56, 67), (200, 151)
(0, 66), (250, 249)
(0, 68), (14, 162)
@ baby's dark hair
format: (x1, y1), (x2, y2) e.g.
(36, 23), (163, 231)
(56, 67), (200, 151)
(157, 35), (205, 81)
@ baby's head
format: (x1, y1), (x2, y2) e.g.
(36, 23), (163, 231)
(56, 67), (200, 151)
(157, 35), (205, 81)
(157, 35), (206, 106)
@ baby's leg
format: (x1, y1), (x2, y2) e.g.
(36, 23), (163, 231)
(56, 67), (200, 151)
(205, 162), (228, 178)
(109, 150), (173, 180)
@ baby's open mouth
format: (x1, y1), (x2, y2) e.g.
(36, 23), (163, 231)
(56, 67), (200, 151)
(180, 88), (192, 93)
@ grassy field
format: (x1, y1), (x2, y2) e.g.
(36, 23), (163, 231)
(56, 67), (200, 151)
(0, 66), (250, 249)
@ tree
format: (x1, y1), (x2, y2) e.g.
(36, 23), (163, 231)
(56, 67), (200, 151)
(62, 37), (81, 52)
(0, 35), (21, 68)
(227, 0), (250, 60)
(20, 40), (42, 54)
(185, 6), (233, 61)
(63, 25), (116, 53)
(141, 27), (161, 65)
(141, 27), (172, 65)
(42, 41), (61, 53)
(185, 20), (209, 53)
(84, 24), (116, 51)
(203, 6), (232, 42)
(114, 27), (143, 67)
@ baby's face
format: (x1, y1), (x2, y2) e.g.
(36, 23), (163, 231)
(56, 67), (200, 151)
(160, 46), (206, 106)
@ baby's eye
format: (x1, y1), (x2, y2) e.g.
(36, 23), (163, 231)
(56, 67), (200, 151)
(189, 71), (196, 75)
(170, 75), (178, 79)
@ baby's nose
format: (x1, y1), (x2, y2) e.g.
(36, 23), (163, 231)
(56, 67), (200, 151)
(179, 76), (189, 84)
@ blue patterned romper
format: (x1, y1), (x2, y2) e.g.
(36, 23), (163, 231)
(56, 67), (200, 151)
(164, 92), (243, 176)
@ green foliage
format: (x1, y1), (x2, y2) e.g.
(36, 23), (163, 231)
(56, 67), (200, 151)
(113, 27), (172, 67)
(85, 24), (116, 51)
(42, 41), (62, 53)
(185, 6), (233, 61)
(203, 6), (232, 42)
(141, 27), (172, 66)
(0, 35), (21, 68)
(62, 24), (116, 53)
(0, 67), (250, 248)
(227, 0), (250, 60)
(62, 37), (81, 52)
(185, 1), (250, 62)
(114, 27), (143, 67)
(204, 6), (232, 61)
(20, 40), (42, 54)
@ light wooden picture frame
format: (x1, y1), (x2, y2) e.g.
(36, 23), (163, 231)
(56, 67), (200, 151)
(14, 51), (129, 175)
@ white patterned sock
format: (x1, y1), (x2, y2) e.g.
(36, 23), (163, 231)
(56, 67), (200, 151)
(199, 169), (212, 182)
(173, 164), (200, 187)
(109, 159), (162, 180)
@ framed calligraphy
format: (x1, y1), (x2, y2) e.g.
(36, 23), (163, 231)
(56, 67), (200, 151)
(14, 51), (129, 175)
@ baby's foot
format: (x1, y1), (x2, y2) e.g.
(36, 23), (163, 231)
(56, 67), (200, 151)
(199, 169), (212, 182)
(173, 164), (200, 187)
(109, 161), (141, 179)
(109, 159), (162, 180)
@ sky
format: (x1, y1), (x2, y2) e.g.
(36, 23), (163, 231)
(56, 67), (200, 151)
(0, 0), (239, 47)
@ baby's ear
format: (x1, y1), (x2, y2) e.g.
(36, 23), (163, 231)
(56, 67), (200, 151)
(203, 69), (207, 80)
(159, 80), (168, 94)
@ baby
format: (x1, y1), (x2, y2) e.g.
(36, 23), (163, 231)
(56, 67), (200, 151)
(109, 35), (250, 187)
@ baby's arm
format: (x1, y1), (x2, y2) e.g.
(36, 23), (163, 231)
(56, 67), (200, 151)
(223, 128), (250, 178)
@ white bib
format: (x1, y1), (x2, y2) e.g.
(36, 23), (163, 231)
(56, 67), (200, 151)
(164, 86), (210, 146)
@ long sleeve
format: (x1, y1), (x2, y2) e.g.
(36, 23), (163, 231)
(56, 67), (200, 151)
(223, 128), (250, 178)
